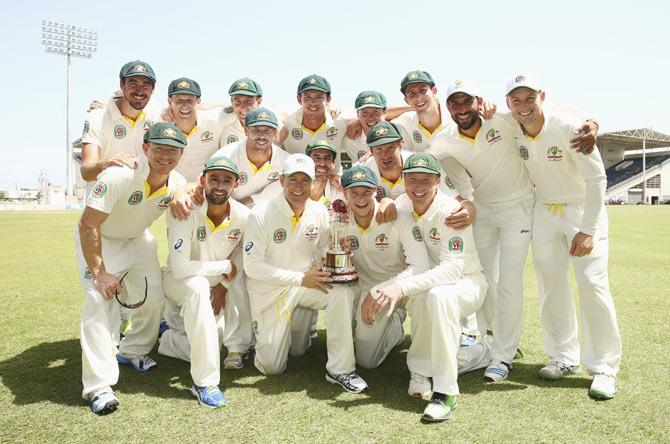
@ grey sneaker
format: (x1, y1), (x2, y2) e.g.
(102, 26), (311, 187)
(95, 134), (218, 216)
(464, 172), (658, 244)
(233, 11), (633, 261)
(326, 371), (368, 394)
(538, 361), (580, 380)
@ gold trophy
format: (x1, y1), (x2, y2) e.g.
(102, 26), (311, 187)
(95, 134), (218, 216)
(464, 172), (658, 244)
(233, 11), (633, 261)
(323, 199), (358, 283)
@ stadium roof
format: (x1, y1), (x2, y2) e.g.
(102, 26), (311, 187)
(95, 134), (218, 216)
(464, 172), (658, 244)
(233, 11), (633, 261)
(599, 128), (670, 152)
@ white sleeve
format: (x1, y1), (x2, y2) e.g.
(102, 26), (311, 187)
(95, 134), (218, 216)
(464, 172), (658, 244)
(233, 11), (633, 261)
(81, 109), (103, 146)
(86, 166), (130, 213)
(250, 180), (283, 206)
(570, 145), (606, 235)
(440, 157), (474, 200)
(243, 210), (305, 287)
(394, 119), (414, 151)
(168, 214), (232, 280)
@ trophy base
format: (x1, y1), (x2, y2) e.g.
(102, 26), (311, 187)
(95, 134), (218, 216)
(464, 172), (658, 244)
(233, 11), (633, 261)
(324, 252), (358, 283)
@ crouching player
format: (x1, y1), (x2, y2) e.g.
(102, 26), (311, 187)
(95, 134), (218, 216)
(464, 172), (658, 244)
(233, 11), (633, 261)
(159, 155), (250, 408)
(375, 153), (488, 422)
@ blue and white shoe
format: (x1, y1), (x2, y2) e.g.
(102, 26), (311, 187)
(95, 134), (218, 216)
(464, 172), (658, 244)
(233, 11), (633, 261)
(484, 360), (512, 382)
(191, 384), (228, 408)
(116, 354), (157, 373)
(158, 321), (170, 341)
(460, 334), (477, 348)
(88, 388), (119, 415)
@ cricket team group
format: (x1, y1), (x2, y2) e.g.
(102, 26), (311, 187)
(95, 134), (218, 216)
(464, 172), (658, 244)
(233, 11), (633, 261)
(75, 59), (622, 422)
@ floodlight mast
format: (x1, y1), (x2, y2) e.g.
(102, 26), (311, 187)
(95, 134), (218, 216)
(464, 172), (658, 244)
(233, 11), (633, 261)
(41, 21), (98, 197)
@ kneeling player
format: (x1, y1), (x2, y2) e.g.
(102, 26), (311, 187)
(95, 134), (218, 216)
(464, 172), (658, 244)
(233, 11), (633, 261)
(159, 155), (250, 408)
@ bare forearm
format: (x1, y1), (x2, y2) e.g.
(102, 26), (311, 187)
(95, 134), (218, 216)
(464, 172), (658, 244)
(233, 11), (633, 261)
(79, 222), (105, 277)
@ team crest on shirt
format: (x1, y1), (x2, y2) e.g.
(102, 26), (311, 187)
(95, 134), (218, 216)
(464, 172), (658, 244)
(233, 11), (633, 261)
(197, 226), (207, 241)
(227, 229), (241, 244)
(486, 128), (502, 144)
(304, 224), (319, 241)
(445, 176), (455, 189)
(428, 227), (441, 242)
(224, 106), (234, 114)
(158, 196), (172, 208)
(448, 236), (463, 253)
(519, 145), (529, 160)
(412, 226), (423, 241)
(83, 268), (92, 280)
(413, 130), (422, 143)
(200, 130), (214, 143)
(82, 120), (90, 135)
(347, 235), (360, 251)
(546, 146), (563, 161)
(267, 172), (280, 183)
(273, 228), (287, 243)
(127, 191), (143, 205)
(114, 124), (127, 139)
(326, 127), (338, 140)
(357, 151), (367, 160)
(375, 186), (386, 199)
(374, 233), (389, 249)
(238, 172), (249, 185)
(226, 135), (239, 144)
(92, 181), (107, 198)
(291, 128), (304, 140)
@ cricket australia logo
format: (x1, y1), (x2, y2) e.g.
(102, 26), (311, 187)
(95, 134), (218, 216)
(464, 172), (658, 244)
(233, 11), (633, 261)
(412, 226), (423, 241)
(325, 127), (338, 140)
(238, 172), (248, 185)
(347, 236), (360, 251)
(374, 233), (389, 249)
(227, 228), (241, 244)
(413, 130), (422, 143)
(226, 135), (239, 144)
(304, 224), (319, 241)
(519, 145), (529, 160)
(197, 226), (207, 241)
(273, 228), (287, 243)
(486, 128), (502, 144)
(267, 172), (280, 183)
(158, 196), (171, 208)
(200, 130), (214, 143)
(448, 236), (463, 253)
(546, 146), (563, 161)
(127, 191), (143, 205)
(114, 124), (127, 139)
(428, 227), (441, 242)
(291, 128), (304, 140)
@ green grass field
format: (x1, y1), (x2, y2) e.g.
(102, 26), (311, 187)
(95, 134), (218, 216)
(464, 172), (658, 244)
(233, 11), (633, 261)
(1, 206), (668, 443)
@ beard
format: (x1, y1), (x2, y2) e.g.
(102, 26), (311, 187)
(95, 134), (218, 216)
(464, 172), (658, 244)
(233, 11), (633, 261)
(456, 112), (479, 131)
(205, 189), (229, 206)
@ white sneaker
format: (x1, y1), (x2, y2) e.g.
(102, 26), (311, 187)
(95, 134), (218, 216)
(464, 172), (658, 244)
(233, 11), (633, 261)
(589, 374), (616, 400)
(408, 372), (432, 400)
(483, 360), (512, 382)
(223, 352), (244, 370)
(538, 361), (580, 380)
(325, 371), (368, 394)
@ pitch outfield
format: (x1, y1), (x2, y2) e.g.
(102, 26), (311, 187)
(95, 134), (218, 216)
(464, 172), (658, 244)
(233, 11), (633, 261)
(0, 206), (667, 442)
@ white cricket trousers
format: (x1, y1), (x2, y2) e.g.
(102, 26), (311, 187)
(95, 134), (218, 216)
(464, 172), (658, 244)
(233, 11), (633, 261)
(76, 228), (165, 398)
(407, 274), (487, 395)
(251, 285), (356, 376)
(532, 201), (621, 376)
(473, 195), (533, 363)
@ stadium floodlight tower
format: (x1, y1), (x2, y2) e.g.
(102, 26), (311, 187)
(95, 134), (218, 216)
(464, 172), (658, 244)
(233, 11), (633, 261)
(41, 20), (98, 198)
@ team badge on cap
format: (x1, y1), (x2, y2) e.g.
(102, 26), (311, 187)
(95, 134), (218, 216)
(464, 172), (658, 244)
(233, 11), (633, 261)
(352, 171), (366, 181)
(375, 127), (388, 136)
(308, 78), (317, 84)
(515, 75), (525, 83)
(133, 64), (146, 72)
(257, 112), (271, 120)
(163, 128), (177, 138)
(177, 80), (190, 89)
(413, 158), (428, 167)
(237, 81), (248, 88)
(364, 96), (375, 103)
(408, 73), (419, 80)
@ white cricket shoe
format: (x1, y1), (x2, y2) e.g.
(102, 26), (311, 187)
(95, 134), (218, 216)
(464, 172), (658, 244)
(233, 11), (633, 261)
(408, 372), (431, 399)
(589, 374), (616, 400)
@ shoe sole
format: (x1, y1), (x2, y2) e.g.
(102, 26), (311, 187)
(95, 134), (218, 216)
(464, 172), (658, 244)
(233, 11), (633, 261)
(223, 362), (243, 370)
(538, 367), (580, 381)
(589, 389), (615, 400)
(116, 355), (156, 373)
(421, 403), (458, 422)
(190, 387), (227, 409)
(325, 374), (367, 394)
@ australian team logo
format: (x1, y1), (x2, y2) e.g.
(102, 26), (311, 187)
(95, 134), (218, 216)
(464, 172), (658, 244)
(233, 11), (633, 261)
(238, 172), (249, 185)
(83, 268), (92, 280)
(224, 106), (234, 114)
(114, 124), (127, 139)
(547, 146), (563, 161)
(519, 145), (529, 160)
(412, 226), (423, 241)
(226, 135), (239, 144)
(325, 127), (338, 140)
(92, 181), (107, 198)
(304, 224), (319, 241)
(486, 128), (502, 144)
(374, 233), (389, 249)
(347, 236), (360, 251)
(375, 186), (386, 199)
(197, 226), (207, 241)
(227, 228), (241, 244)
(428, 227), (441, 242)
(267, 172), (280, 183)
(158, 196), (171, 208)
(448, 236), (463, 253)
(82, 120), (90, 135)
(413, 130), (422, 143)
(445, 176), (455, 189)
(291, 128), (304, 140)
(127, 191), (143, 205)
(200, 130), (214, 143)
(273, 228), (287, 243)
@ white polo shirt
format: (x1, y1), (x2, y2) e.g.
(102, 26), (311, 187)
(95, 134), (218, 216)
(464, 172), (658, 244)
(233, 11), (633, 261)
(282, 108), (347, 155)
(87, 157), (186, 240)
(345, 203), (429, 293)
(428, 114), (533, 204)
(512, 104), (607, 235)
(175, 112), (225, 182)
(342, 132), (369, 167)
(213, 140), (289, 206)
(243, 197), (330, 312)
(392, 102), (452, 152)
(209, 106), (246, 147)
(166, 198), (250, 279)
(395, 191), (483, 296)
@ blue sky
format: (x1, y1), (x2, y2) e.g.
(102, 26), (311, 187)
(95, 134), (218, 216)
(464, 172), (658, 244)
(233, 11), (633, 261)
(2, 0), (669, 189)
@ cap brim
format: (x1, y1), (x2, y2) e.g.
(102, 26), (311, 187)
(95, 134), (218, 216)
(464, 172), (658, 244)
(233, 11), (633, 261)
(147, 138), (186, 148)
(122, 73), (156, 83)
(247, 121), (278, 129)
(306, 146), (337, 156)
(403, 167), (440, 175)
(343, 181), (377, 189)
(203, 166), (239, 178)
(229, 90), (261, 96)
(446, 90), (477, 100)
(169, 90), (200, 96)
(368, 136), (402, 148)
(355, 104), (386, 110)
(506, 84), (541, 96)
(299, 86), (330, 94)
(401, 80), (434, 94)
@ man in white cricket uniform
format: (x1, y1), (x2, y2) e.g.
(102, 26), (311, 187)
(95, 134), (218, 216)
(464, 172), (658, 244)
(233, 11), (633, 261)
(375, 153), (487, 422)
(278, 75), (347, 166)
(340, 166), (429, 369)
(159, 155), (249, 408)
(213, 78), (264, 147)
(243, 154), (368, 393)
(80, 60), (159, 192)
(166, 77), (224, 182)
(341, 91), (388, 167)
(305, 139), (345, 210)
(506, 73), (621, 400)
(76, 122), (187, 415)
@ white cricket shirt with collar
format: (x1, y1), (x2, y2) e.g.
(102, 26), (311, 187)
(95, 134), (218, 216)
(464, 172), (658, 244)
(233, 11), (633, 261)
(174, 112), (225, 182)
(87, 156), (186, 240)
(392, 102), (452, 152)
